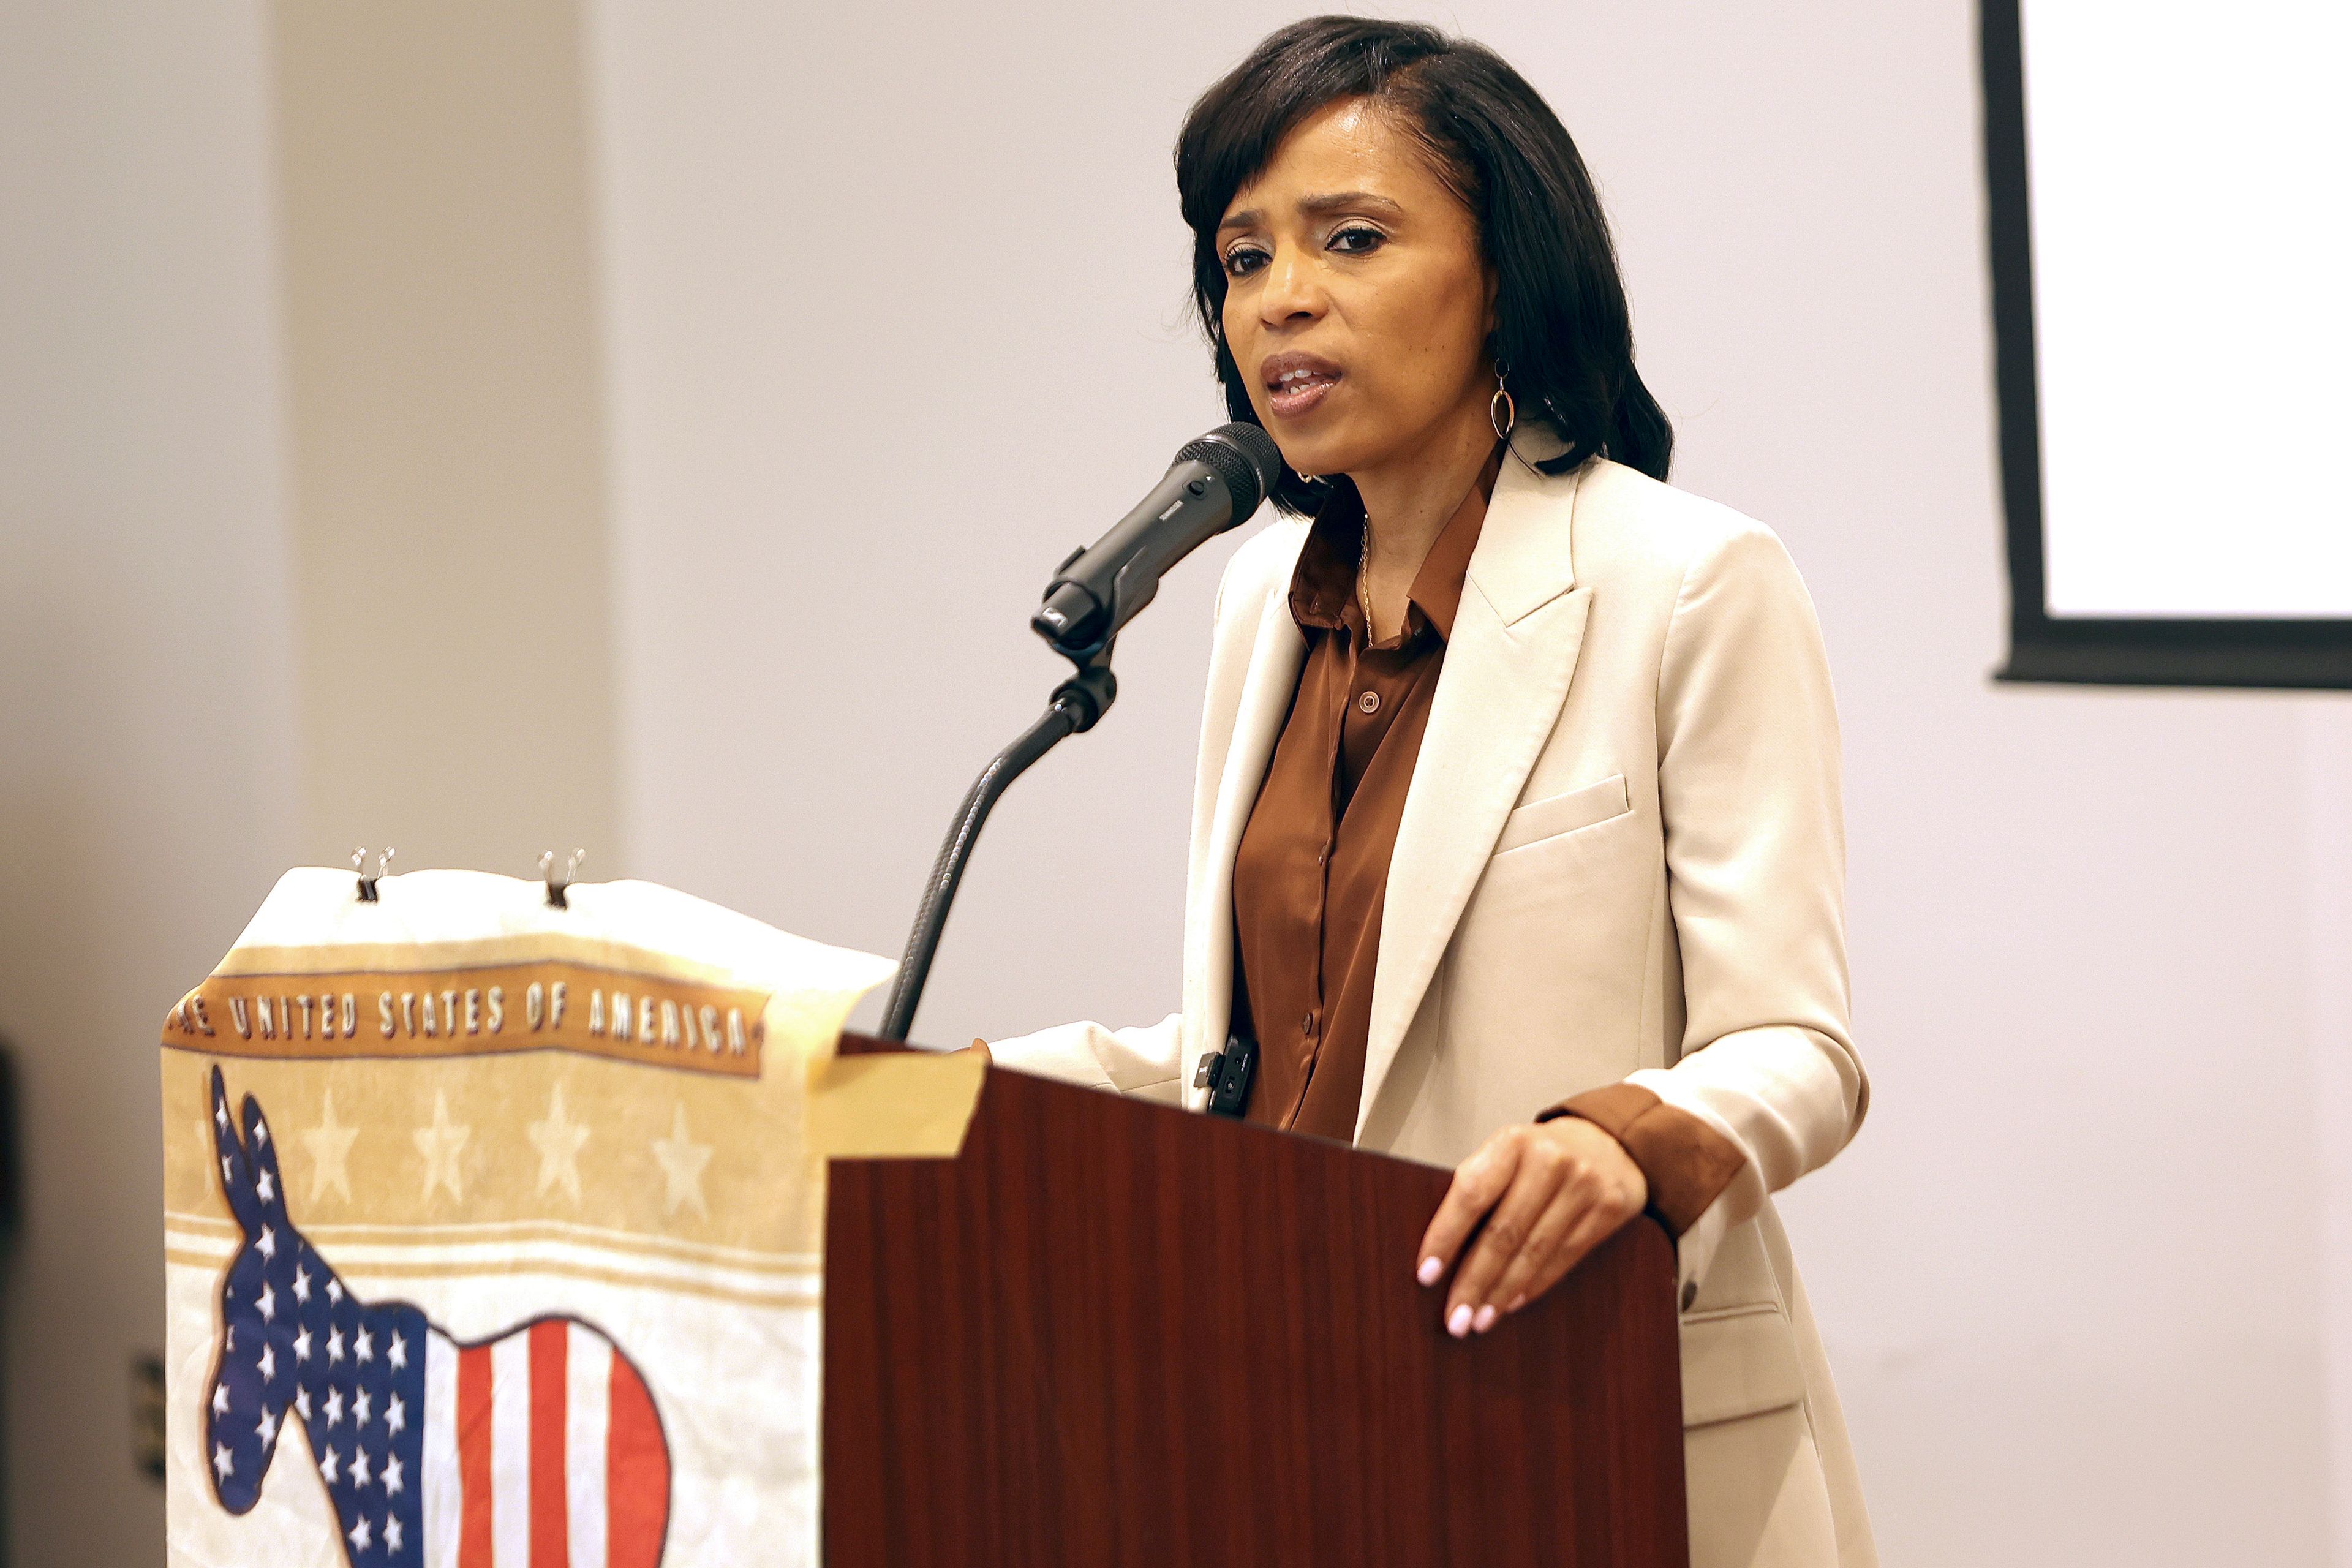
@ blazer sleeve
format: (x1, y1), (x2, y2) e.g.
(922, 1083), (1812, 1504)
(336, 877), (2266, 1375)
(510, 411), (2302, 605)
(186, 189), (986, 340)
(978, 1013), (1186, 1103)
(1621, 518), (1869, 1303)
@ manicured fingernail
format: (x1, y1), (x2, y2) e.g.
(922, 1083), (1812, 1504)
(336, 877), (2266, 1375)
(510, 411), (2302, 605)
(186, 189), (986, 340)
(1417, 1256), (1443, 1286)
(1447, 1303), (1472, 1337)
(1507, 1294), (1526, 1314)
(1472, 1304), (1497, 1334)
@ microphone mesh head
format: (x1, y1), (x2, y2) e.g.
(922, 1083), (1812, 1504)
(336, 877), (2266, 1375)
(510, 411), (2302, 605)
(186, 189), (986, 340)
(1177, 423), (1285, 517)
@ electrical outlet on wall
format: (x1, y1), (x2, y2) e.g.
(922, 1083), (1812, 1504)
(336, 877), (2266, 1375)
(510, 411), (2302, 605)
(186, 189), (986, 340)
(130, 1354), (164, 1483)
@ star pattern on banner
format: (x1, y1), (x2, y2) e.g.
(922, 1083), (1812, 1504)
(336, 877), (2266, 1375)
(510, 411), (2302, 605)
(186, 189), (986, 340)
(412, 1090), (470, 1204)
(301, 1090), (358, 1205)
(527, 1082), (592, 1202)
(650, 1101), (713, 1219)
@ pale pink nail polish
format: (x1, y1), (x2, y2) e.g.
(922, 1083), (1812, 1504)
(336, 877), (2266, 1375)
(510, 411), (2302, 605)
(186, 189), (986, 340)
(1417, 1256), (1443, 1286)
(1507, 1294), (1527, 1314)
(1472, 1304), (1497, 1334)
(1447, 1303), (1472, 1337)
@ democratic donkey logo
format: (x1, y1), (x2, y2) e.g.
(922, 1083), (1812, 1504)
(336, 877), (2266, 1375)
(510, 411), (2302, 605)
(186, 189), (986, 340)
(202, 1068), (672, 1564)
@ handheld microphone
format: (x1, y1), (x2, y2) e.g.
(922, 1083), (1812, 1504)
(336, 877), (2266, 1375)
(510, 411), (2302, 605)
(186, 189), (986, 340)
(1032, 422), (1285, 658)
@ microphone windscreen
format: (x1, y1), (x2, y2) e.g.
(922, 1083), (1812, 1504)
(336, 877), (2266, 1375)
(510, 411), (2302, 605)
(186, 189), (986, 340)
(1177, 423), (1284, 519)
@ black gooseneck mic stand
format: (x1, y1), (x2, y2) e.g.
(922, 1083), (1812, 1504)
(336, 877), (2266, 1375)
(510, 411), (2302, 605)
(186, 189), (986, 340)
(873, 420), (1281, 1043)
(874, 636), (1115, 1042)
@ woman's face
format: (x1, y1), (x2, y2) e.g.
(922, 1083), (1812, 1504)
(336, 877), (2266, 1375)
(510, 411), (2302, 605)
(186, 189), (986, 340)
(1217, 97), (1498, 483)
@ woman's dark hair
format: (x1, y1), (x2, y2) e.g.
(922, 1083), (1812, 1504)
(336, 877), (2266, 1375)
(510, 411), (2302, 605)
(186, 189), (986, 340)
(1176, 16), (1672, 514)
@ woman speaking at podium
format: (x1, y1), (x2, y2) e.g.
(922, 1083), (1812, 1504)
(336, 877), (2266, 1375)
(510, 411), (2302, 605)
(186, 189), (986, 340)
(984, 18), (1872, 1567)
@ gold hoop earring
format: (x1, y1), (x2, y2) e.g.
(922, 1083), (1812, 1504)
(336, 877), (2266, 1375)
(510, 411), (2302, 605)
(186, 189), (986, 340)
(1489, 360), (1516, 443)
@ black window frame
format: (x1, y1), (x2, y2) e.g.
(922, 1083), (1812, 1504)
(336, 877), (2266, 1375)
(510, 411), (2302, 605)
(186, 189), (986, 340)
(1981, 0), (2352, 690)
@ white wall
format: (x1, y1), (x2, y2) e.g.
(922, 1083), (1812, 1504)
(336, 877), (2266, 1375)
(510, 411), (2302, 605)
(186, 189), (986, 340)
(584, 3), (2352, 1565)
(271, 0), (624, 878)
(582, 0), (1245, 1038)
(2309, 706), (2352, 1560)
(0, 1), (297, 1560)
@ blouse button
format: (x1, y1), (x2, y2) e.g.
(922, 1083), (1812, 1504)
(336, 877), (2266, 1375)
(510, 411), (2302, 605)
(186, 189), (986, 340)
(1357, 690), (1381, 715)
(1302, 1011), (1316, 1037)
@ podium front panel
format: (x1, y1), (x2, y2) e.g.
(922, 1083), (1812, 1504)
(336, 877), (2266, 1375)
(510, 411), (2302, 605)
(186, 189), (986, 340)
(824, 1038), (1688, 1568)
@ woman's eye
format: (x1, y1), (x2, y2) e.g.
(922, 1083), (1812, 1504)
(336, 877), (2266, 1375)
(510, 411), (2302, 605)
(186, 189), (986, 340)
(1223, 246), (1268, 277)
(1330, 225), (1385, 255)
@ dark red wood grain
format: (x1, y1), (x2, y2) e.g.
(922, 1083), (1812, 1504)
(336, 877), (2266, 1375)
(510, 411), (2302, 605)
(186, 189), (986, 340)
(823, 1035), (1688, 1567)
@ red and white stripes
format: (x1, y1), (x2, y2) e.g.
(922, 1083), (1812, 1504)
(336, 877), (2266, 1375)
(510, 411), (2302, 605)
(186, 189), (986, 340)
(421, 1322), (668, 1567)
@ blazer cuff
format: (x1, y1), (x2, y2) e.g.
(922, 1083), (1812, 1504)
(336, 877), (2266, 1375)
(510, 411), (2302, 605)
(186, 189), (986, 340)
(1534, 1082), (1746, 1237)
(975, 1019), (1120, 1095)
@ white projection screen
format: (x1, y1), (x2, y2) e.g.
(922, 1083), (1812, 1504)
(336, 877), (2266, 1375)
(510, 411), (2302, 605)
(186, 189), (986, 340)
(1983, 0), (2352, 687)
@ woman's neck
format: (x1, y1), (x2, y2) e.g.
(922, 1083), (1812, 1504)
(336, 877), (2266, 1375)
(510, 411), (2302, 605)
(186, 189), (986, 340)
(1349, 405), (1501, 641)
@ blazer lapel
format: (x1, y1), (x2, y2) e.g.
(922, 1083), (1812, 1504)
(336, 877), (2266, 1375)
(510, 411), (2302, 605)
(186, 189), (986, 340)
(1179, 560), (1308, 1110)
(1354, 451), (1593, 1141)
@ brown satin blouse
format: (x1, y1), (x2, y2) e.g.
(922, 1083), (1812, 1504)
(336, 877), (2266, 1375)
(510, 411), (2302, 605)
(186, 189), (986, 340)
(1225, 446), (1742, 1235)
(1230, 450), (1499, 1140)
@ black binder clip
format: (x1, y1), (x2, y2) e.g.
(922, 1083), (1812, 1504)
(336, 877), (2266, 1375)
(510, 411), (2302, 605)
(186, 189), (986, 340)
(540, 848), (585, 910)
(354, 846), (392, 903)
(1194, 1030), (1258, 1118)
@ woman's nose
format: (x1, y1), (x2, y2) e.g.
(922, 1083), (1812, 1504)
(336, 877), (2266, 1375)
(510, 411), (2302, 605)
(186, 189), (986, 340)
(1256, 244), (1324, 325)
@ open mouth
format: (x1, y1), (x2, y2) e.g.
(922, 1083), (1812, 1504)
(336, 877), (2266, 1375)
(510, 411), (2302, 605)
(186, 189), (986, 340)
(1270, 366), (1345, 416)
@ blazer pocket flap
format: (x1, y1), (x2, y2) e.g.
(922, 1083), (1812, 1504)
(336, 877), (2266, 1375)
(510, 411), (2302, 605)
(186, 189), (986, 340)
(1679, 1305), (1806, 1428)
(1493, 772), (1631, 855)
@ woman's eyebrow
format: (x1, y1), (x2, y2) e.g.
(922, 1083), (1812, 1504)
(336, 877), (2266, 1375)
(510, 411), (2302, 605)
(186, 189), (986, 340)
(1218, 190), (1406, 232)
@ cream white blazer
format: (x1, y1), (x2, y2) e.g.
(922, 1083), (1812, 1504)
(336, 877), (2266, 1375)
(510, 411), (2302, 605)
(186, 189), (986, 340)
(987, 428), (1875, 1568)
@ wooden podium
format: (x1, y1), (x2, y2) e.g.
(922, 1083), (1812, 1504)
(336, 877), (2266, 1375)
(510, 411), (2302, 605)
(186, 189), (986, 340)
(823, 1036), (1689, 1567)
